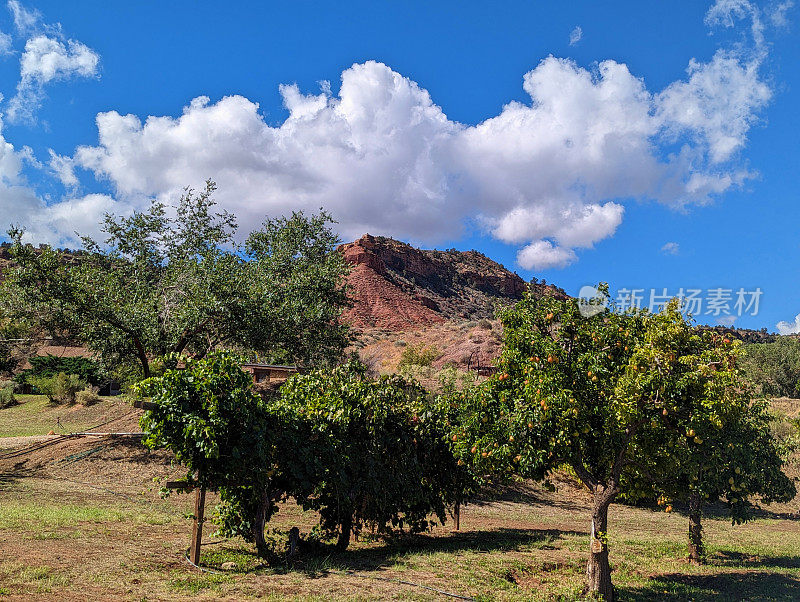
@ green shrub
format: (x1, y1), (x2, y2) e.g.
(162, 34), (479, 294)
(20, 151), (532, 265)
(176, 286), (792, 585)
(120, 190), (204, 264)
(478, 319), (493, 330)
(0, 379), (20, 393)
(76, 386), (101, 406)
(277, 360), (469, 549)
(28, 372), (86, 404)
(398, 344), (439, 369)
(137, 353), (470, 558)
(137, 352), (280, 557)
(0, 384), (16, 408)
(15, 355), (102, 387)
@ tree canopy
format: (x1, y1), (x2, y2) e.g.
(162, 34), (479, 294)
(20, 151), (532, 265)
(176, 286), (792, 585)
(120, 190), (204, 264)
(0, 181), (351, 379)
(451, 288), (790, 599)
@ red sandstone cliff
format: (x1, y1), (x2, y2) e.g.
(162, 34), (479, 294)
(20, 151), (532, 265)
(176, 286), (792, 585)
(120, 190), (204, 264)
(339, 234), (563, 330)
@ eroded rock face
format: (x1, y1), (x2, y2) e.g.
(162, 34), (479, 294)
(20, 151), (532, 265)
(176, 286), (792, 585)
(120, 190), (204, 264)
(339, 234), (540, 330)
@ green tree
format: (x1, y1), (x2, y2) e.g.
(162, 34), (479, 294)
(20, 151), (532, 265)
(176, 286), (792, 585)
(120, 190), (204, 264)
(454, 288), (648, 599)
(453, 289), (767, 599)
(0, 181), (350, 380)
(15, 354), (102, 386)
(277, 361), (467, 549)
(622, 334), (795, 563)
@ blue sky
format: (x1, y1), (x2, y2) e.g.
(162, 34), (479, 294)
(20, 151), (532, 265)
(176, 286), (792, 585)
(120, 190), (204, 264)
(0, 0), (798, 332)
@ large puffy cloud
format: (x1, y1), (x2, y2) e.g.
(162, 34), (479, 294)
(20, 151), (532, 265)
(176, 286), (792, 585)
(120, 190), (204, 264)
(20, 0), (767, 269)
(0, 116), (113, 245)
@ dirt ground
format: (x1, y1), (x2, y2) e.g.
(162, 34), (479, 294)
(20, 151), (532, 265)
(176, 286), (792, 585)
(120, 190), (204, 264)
(2, 403), (800, 600)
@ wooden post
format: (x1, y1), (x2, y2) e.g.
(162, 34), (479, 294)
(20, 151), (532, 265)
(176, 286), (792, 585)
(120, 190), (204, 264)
(455, 502), (460, 531)
(190, 487), (206, 566)
(165, 479), (209, 568)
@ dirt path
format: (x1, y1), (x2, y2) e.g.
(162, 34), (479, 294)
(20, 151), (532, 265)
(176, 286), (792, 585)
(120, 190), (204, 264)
(0, 434), (60, 449)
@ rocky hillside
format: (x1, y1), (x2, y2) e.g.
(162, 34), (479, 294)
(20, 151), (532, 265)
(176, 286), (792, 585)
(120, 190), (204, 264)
(339, 234), (565, 330)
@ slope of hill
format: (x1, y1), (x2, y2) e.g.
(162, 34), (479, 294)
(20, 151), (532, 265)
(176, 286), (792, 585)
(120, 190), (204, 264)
(339, 234), (565, 330)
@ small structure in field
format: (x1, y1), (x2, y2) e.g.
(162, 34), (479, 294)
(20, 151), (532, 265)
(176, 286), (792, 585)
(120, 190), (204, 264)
(240, 363), (298, 386)
(465, 349), (498, 376)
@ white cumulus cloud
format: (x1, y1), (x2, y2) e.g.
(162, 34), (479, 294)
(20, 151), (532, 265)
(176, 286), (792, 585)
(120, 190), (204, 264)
(4, 0), (776, 270)
(3, 2), (101, 124)
(0, 115), (113, 245)
(517, 240), (577, 270)
(19, 35), (99, 83)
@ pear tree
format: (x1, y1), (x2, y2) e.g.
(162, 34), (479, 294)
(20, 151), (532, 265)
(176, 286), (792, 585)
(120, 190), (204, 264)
(621, 331), (796, 564)
(453, 289), (756, 599)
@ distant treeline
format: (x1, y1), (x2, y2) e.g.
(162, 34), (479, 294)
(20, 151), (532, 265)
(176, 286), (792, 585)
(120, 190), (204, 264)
(741, 337), (800, 399)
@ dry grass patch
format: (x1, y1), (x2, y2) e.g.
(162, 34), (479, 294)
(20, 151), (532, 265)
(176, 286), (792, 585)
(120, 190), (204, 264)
(0, 394), (138, 437)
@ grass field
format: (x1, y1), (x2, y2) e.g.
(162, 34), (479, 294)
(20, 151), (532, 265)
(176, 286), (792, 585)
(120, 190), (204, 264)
(2, 397), (800, 600)
(0, 395), (136, 438)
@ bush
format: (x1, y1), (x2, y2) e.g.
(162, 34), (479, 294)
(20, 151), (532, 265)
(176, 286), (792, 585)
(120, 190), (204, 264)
(15, 354), (102, 387)
(398, 344), (439, 369)
(28, 372), (86, 404)
(478, 319), (493, 330)
(277, 360), (469, 549)
(76, 386), (101, 406)
(0, 379), (20, 394)
(137, 353), (280, 557)
(0, 384), (16, 408)
(137, 353), (470, 558)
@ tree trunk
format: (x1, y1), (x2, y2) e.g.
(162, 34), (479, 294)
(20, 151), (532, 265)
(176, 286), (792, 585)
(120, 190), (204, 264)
(133, 336), (150, 378)
(687, 491), (704, 565)
(252, 488), (271, 558)
(336, 514), (352, 551)
(587, 488), (615, 600)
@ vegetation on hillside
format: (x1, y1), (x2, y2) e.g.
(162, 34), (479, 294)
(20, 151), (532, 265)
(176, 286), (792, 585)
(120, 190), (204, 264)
(741, 337), (800, 399)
